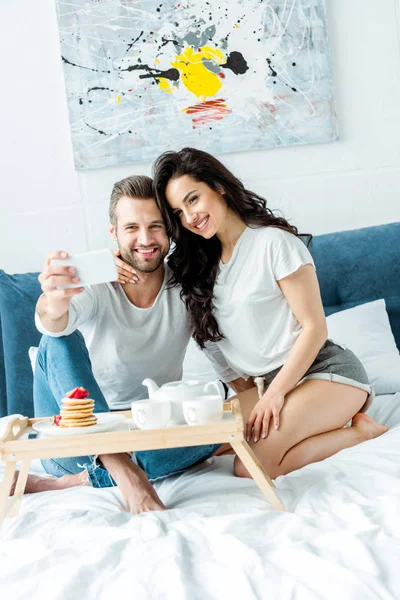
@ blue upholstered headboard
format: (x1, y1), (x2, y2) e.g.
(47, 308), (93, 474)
(309, 222), (400, 348)
(0, 221), (399, 417)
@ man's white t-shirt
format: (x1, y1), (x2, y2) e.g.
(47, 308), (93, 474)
(213, 226), (315, 377)
(35, 266), (237, 410)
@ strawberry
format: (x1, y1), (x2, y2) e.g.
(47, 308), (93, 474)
(53, 415), (62, 426)
(66, 387), (89, 399)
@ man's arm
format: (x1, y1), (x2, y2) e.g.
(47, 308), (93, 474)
(35, 250), (86, 334)
(36, 293), (70, 333)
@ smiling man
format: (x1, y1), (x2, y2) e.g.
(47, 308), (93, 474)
(18, 175), (242, 515)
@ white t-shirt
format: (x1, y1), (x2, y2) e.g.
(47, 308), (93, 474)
(212, 226), (315, 377)
(35, 266), (237, 409)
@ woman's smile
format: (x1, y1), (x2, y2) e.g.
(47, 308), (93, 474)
(193, 215), (210, 232)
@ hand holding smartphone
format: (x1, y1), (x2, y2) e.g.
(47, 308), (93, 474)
(50, 249), (118, 289)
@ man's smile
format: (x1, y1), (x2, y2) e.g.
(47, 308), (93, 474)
(134, 247), (159, 257)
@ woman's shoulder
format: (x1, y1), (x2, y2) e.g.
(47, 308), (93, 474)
(247, 225), (300, 246)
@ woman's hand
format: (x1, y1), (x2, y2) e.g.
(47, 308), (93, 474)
(113, 250), (139, 285)
(245, 393), (285, 443)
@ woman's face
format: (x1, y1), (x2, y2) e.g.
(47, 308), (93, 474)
(165, 174), (228, 239)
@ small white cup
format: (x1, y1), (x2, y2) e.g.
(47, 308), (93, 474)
(183, 394), (223, 426)
(131, 399), (171, 430)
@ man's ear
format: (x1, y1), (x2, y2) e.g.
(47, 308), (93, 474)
(109, 223), (117, 241)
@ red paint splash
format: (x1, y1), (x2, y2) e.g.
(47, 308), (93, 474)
(263, 102), (278, 115)
(184, 98), (232, 127)
(219, 72), (225, 78)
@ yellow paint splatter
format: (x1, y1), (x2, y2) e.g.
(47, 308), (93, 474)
(169, 45), (226, 99)
(234, 24), (239, 28)
(116, 96), (121, 103)
(157, 78), (172, 94)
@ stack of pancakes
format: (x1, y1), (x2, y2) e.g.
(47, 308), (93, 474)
(59, 396), (97, 428)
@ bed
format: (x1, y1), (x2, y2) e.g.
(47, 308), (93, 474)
(1, 222), (400, 600)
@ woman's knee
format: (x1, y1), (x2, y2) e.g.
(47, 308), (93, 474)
(234, 457), (251, 479)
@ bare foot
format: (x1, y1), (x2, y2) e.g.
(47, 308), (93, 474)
(351, 413), (389, 441)
(10, 471), (90, 496)
(99, 452), (166, 515)
(113, 465), (166, 515)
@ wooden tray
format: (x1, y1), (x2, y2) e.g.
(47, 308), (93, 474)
(0, 399), (283, 525)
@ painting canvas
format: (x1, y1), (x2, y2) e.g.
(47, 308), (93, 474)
(55, 0), (338, 170)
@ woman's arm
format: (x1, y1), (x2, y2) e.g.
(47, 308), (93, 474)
(265, 263), (327, 398)
(246, 264), (328, 441)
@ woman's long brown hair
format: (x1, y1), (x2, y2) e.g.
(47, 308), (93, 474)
(153, 147), (312, 348)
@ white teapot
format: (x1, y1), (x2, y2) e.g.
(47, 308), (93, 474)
(142, 378), (223, 425)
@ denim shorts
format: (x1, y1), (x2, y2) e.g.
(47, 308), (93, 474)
(258, 339), (374, 412)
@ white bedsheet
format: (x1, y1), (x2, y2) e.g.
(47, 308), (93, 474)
(1, 394), (400, 600)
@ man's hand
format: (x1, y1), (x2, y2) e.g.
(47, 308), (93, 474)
(113, 250), (140, 285)
(37, 251), (84, 327)
(98, 452), (166, 515)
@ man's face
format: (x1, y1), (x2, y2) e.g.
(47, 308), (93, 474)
(111, 197), (170, 273)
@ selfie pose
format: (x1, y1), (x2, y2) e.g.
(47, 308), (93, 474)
(153, 147), (388, 480)
(13, 175), (240, 514)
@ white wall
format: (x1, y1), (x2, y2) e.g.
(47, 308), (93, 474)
(0, 0), (399, 274)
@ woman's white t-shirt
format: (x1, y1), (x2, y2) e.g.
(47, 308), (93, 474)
(213, 226), (315, 377)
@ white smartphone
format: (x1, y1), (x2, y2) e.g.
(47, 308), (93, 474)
(51, 249), (118, 289)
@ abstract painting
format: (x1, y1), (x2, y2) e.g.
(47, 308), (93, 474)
(55, 0), (338, 170)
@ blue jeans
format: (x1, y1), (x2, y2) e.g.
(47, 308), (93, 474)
(34, 332), (220, 486)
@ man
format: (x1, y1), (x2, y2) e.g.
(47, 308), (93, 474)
(14, 175), (245, 515)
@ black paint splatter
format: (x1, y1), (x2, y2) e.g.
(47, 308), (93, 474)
(87, 86), (127, 95)
(159, 36), (180, 49)
(119, 63), (180, 83)
(125, 31), (144, 56)
(221, 51), (248, 75)
(62, 56), (110, 74)
(266, 58), (277, 77)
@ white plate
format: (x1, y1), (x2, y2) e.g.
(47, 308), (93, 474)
(32, 413), (127, 437)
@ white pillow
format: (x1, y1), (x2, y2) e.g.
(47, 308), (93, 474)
(326, 299), (400, 395)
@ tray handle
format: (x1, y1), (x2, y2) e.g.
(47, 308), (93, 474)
(0, 417), (29, 443)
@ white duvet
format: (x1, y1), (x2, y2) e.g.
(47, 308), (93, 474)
(1, 394), (400, 600)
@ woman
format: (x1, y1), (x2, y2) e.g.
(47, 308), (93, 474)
(150, 147), (388, 480)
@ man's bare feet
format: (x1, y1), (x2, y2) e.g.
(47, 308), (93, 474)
(10, 454), (166, 516)
(351, 413), (389, 440)
(10, 470), (90, 496)
(98, 452), (166, 515)
(120, 468), (166, 515)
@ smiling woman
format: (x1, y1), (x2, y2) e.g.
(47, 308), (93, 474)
(152, 147), (387, 481)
